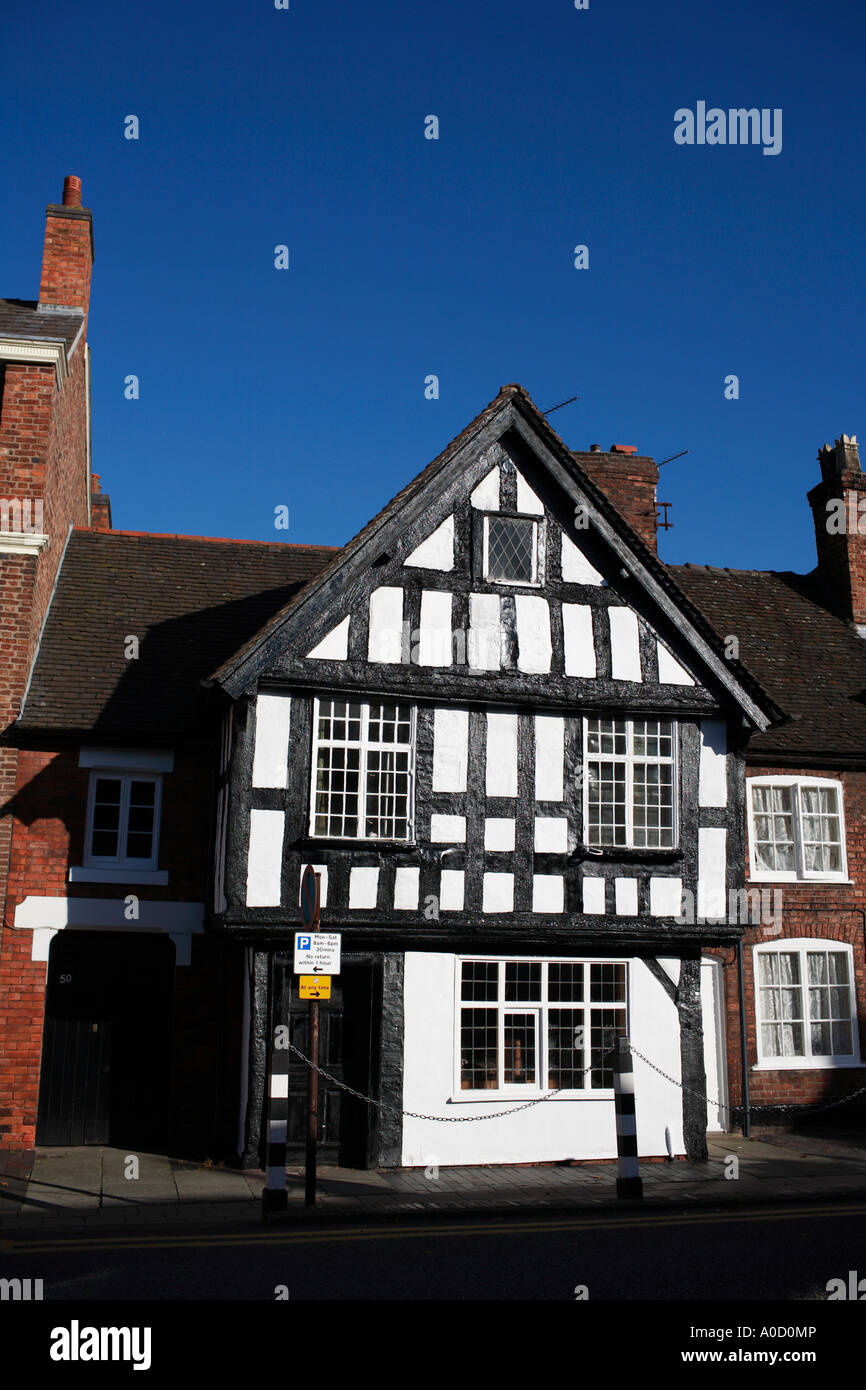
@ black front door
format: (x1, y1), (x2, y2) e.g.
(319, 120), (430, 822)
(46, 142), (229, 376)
(272, 956), (373, 1167)
(37, 932), (174, 1149)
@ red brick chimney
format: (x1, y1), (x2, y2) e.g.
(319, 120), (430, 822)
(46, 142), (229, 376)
(808, 434), (866, 626)
(90, 473), (112, 531)
(39, 173), (93, 330)
(573, 444), (659, 553)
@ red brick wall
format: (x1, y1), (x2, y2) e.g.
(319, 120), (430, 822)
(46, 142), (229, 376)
(709, 764), (866, 1126)
(573, 449), (659, 552)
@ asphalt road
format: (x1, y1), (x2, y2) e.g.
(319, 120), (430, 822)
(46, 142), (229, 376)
(3, 1199), (865, 1302)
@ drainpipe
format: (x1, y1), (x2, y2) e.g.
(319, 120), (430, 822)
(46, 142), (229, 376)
(737, 939), (751, 1138)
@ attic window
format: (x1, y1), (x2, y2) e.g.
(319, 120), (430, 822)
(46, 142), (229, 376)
(483, 516), (538, 584)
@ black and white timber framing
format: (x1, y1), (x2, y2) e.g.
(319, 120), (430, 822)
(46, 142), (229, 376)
(212, 388), (779, 1169)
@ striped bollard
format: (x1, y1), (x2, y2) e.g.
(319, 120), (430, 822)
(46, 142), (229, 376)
(262, 1024), (289, 1215)
(614, 1037), (643, 1200)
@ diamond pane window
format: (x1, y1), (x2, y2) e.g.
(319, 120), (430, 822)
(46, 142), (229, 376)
(311, 698), (415, 841)
(483, 516), (538, 584)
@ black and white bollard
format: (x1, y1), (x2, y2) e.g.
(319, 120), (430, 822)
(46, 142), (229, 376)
(613, 1037), (643, 1200)
(262, 1026), (289, 1215)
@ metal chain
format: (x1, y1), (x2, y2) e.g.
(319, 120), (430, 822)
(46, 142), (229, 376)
(283, 1040), (616, 1122)
(629, 1042), (866, 1117)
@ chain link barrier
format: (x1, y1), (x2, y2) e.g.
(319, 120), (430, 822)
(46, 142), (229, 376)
(285, 1036), (866, 1125)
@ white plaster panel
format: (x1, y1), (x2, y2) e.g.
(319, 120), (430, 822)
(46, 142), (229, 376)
(430, 814), (466, 843)
(534, 715), (564, 800)
(349, 866), (380, 909)
(561, 534), (604, 586)
(486, 713), (518, 797)
(400, 953), (684, 1165)
(609, 607), (642, 681)
(246, 809), (284, 907)
(405, 515), (454, 571)
(697, 829), (727, 921)
(657, 641), (696, 686)
(699, 720), (728, 807)
(251, 693), (291, 789)
(615, 878), (639, 916)
(367, 586), (403, 664)
(483, 872), (514, 913)
(432, 708), (468, 791)
(656, 956), (681, 986)
(516, 472), (544, 514)
(534, 817), (568, 852)
(485, 818), (515, 851)
(439, 870), (465, 911)
(468, 593), (501, 671)
(515, 596), (552, 674)
(418, 590), (453, 667)
(532, 875), (564, 913)
(582, 877), (606, 914)
(394, 867), (420, 911)
(470, 467), (500, 510)
(562, 603), (596, 677)
(650, 877), (683, 917)
(307, 615), (350, 660)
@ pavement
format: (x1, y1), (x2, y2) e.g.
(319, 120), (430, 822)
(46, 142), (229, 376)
(3, 1129), (866, 1232)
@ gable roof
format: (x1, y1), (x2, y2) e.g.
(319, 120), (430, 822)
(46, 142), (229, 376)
(12, 529), (336, 742)
(211, 383), (779, 730)
(670, 564), (866, 762)
(0, 298), (85, 353)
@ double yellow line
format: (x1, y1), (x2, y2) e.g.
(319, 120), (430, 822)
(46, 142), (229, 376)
(3, 1200), (865, 1255)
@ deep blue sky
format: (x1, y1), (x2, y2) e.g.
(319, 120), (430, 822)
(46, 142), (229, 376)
(2, 0), (864, 572)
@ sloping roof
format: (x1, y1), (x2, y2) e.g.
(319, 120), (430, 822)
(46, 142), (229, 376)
(670, 564), (866, 761)
(0, 298), (84, 353)
(210, 383), (777, 730)
(14, 530), (337, 741)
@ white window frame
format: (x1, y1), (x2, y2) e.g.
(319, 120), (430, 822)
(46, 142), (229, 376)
(747, 776), (848, 883)
(481, 513), (542, 587)
(309, 696), (416, 842)
(582, 717), (678, 849)
(452, 955), (629, 1100)
(82, 770), (162, 872)
(753, 938), (860, 1069)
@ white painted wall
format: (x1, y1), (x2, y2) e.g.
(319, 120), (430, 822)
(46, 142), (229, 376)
(401, 953), (685, 1165)
(697, 828), (727, 920)
(698, 720), (728, 807)
(609, 608), (642, 681)
(468, 593), (501, 671)
(534, 715), (564, 800)
(405, 515), (454, 571)
(251, 693), (291, 789)
(368, 586), (403, 663)
(486, 713), (517, 796)
(246, 809), (284, 907)
(418, 590), (452, 666)
(432, 708), (468, 791)
(515, 596), (552, 673)
(562, 604), (596, 677)
(561, 535), (604, 586)
(307, 615), (350, 660)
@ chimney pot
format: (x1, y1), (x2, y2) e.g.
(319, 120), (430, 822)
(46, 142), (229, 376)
(589, 444), (601, 452)
(62, 175), (82, 207)
(610, 444), (638, 454)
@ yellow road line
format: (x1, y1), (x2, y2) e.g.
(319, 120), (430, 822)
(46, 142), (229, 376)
(2, 1201), (866, 1256)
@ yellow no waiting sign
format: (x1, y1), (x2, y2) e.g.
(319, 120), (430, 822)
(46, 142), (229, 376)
(299, 975), (331, 1000)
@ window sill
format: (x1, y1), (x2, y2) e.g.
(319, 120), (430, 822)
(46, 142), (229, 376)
(69, 866), (169, 885)
(297, 838), (416, 852)
(751, 1059), (862, 1072)
(449, 1090), (614, 1103)
(748, 875), (852, 885)
(576, 847), (683, 864)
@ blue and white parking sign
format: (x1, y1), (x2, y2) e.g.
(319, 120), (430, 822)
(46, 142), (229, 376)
(293, 931), (341, 975)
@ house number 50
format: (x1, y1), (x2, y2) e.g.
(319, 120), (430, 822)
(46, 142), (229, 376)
(59, 974), (72, 983)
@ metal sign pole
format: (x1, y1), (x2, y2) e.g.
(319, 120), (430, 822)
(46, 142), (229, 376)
(304, 871), (321, 1207)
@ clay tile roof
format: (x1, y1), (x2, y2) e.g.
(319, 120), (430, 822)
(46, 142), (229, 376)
(670, 563), (866, 760)
(14, 529), (337, 741)
(0, 298), (85, 353)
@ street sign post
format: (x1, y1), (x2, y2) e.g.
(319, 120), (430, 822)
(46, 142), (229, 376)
(299, 866), (322, 1208)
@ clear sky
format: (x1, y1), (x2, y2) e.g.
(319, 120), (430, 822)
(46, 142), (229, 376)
(1, 0), (864, 573)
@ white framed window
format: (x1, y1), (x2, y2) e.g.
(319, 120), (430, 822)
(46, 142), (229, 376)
(747, 777), (847, 882)
(754, 940), (859, 1068)
(83, 772), (162, 871)
(583, 718), (677, 848)
(482, 514), (540, 585)
(310, 697), (415, 841)
(456, 957), (628, 1096)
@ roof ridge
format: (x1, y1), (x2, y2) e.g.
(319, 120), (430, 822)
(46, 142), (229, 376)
(73, 526), (340, 552)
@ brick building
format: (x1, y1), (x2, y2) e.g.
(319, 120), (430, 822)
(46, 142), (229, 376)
(1, 177), (864, 1166)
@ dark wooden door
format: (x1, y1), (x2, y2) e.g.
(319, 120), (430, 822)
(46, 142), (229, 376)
(272, 957), (372, 1167)
(37, 932), (174, 1149)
